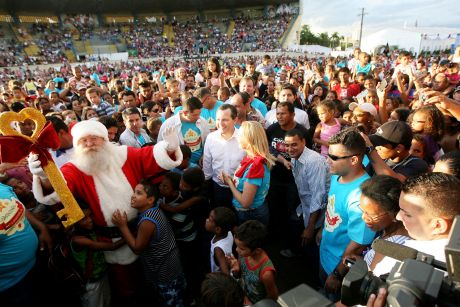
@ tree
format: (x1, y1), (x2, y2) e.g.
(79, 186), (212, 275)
(299, 25), (318, 45)
(299, 25), (344, 48)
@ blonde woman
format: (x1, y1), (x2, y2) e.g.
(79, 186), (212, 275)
(220, 121), (275, 225)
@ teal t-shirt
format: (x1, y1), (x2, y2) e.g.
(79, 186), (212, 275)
(181, 121), (203, 164)
(320, 174), (376, 275)
(200, 101), (223, 131)
(232, 163), (270, 210)
(251, 98), (268, 117)
(0, 184), (38, 291)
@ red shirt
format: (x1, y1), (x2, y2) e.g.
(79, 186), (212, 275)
(333, 83), (361, 100)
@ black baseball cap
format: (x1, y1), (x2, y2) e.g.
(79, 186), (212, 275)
(369, 121), (413, 149)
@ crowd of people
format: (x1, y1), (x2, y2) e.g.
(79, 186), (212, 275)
(1, 44), (460, 307)
(0, 5), (296, 67)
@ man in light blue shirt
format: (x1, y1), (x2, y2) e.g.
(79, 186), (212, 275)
(283, 129), (329, 257)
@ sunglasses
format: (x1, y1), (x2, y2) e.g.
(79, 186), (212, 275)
(327, 153), (360, 161)
(151, 108), (160, 113)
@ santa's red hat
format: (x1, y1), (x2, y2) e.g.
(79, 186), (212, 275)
(71, 120), (109, 147)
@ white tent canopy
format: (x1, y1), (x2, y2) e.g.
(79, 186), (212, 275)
(361, 28), (422, 54)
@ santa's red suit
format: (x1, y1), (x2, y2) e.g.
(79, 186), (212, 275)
(32, 120), (182, 265)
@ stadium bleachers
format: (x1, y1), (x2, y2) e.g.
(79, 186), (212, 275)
(0, 6), (297, 66)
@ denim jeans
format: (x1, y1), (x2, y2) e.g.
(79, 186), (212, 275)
(235, 203), (269, 226)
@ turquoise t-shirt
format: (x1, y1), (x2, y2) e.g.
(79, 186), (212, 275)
(200, 101), (223, 131)
(181, 121), (203, 164)
(232, 163), (270, 210)
(0, 184), (38, 291)
(320, 174), (375, 275)
(251, 98), (268, 117)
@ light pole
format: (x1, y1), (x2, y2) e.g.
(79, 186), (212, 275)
(358, 8), (367, 48)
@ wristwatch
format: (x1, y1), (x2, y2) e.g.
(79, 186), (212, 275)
(366, 145), (375, 154)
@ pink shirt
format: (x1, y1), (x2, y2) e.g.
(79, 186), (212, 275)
(320, 118), (341, 157)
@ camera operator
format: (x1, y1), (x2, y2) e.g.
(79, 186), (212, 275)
(372, 172), (460, 277)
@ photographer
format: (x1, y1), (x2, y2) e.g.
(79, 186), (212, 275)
(372, 172), (460, 277)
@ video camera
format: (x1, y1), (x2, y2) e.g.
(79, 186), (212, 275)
(341, 215), (460, 306)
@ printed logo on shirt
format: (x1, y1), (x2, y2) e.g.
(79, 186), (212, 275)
(271, 138), (289, 160)
(325, 194), (342, 232)
(183, 128), (202, 152)
(208, 117), (217, 131)
(0, 197), (25, 236)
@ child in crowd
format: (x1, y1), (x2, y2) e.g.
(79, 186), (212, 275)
(227, 220), (278, 305)
(71, 208), (125, 307)
(410, 105), (445, 161)
(112, 180), (185, 307)
(205, 207), (236, 274)
(342, 110), (353, 123)
(172, 145), (198, 174)
(314, 100), (347, 157)
(206, 57), (223, 87)
(410, 134), (435, 168)
(200, 272), (244, 307)
(159, 172), (197, 244)
(165, 79), (181, 101)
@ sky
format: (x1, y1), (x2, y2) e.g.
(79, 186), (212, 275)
(301, 0), (460, 38)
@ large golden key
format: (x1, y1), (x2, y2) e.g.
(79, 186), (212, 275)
(0, 108), (84, 227)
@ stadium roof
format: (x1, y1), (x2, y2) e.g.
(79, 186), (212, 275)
(0, 0), (297, 14)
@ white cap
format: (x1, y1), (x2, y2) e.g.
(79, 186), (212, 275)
(71, 120), (109, 147)
(349, 102), (378, 118)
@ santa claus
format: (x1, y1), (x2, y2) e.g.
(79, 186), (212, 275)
(28, 120), (183, 265)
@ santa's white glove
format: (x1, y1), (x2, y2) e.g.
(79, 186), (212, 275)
(27, 154), (47, 180)
(163, 125), (180, 152)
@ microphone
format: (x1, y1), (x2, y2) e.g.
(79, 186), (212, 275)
(372, 239), (447, 271)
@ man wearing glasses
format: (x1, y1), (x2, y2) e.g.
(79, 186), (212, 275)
(317, 128), (376, 301)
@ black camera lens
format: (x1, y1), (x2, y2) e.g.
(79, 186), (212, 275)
(341, 259), (386, 306)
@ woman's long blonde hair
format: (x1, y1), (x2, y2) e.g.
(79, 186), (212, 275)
(239, 121), (276, 169)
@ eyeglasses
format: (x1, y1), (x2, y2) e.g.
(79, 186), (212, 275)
(358, 205), (389, 222)
(327, 153), (360, 161)
(151, 108), (160, 113)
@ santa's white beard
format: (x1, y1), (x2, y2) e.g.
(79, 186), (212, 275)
(71, 142), (138, 264)
(72, 142), (116, 176)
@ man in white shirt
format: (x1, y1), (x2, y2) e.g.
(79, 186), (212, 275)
(264, 84), (310, 130)
(203, 104), (245, 208)
(372, 172), (460, 277)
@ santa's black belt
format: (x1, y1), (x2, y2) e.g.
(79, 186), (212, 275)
(94, 220), (137, 238)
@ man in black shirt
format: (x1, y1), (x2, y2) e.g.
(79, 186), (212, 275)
(266, 102), (310, 244)
(364, 121), (428, 181)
